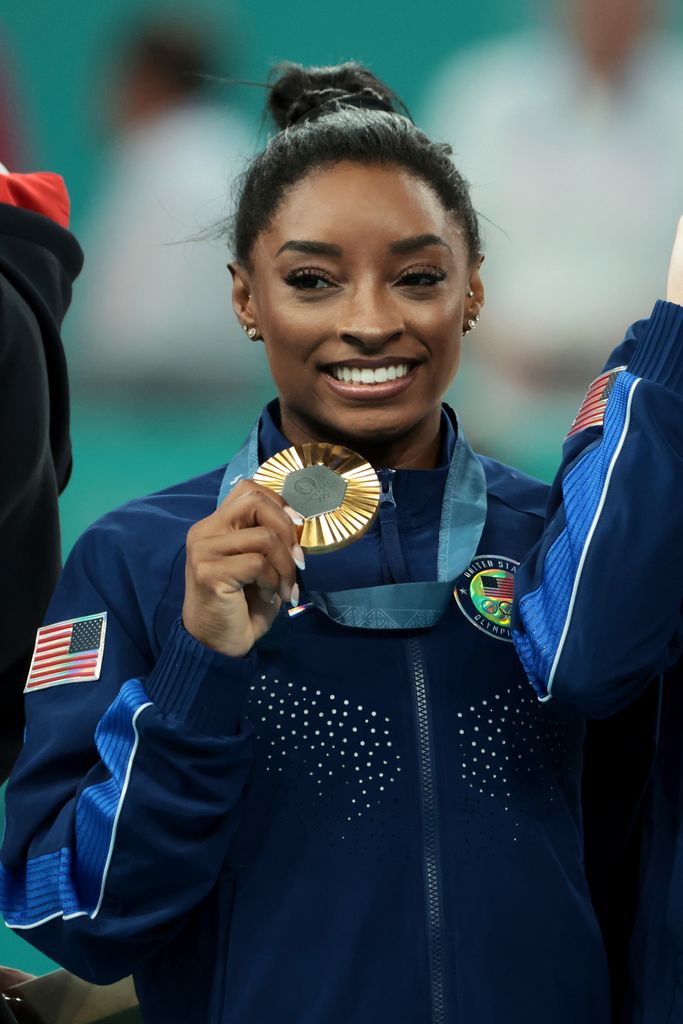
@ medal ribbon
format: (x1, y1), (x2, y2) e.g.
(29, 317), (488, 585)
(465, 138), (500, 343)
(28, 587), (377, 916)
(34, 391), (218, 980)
(216, 416), (487, 630)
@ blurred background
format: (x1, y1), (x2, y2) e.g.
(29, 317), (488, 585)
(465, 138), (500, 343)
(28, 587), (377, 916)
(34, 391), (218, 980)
(2, 0), (683, 977)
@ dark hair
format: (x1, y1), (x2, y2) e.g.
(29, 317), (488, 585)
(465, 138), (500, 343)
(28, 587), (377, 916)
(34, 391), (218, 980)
(231, 62), (481, 265)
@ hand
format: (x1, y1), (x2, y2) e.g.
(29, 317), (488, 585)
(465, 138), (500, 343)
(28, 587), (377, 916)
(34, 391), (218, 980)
(182, 481), (305, 658)
(666, 215), (683, 306)
(0, 966), (35, 992)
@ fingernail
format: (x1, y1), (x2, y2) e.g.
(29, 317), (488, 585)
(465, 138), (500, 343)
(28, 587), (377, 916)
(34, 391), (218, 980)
(292, 544), (306, 571)
(290, 583), (300, 607)
(258, 587), (277, 605)
(284, 505), (304, 526)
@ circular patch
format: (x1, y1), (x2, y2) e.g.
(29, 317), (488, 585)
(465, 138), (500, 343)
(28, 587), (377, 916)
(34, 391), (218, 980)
(454, 555), (519, 642)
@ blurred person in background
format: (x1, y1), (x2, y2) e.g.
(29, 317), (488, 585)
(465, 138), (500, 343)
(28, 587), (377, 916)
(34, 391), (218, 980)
(0, 34), (29, 172)
(70, 15), (258, 396)
(423, 0), (683, 478)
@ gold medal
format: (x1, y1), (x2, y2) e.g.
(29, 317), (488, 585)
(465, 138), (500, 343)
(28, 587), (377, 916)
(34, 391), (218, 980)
(253, 443), (380, 553)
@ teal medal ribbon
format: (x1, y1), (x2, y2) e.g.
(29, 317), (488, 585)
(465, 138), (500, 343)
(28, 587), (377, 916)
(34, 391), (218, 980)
(216, 417), (487, 630)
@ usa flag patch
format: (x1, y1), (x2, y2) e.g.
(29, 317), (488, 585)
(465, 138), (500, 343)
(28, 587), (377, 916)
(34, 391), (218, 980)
(25, 613), (107, 693)
(566, 366), (627, 440)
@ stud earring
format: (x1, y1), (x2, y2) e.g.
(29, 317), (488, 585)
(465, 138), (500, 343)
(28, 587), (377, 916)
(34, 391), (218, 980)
(242, 324), (258, 340)
(467, 289), (474, 298)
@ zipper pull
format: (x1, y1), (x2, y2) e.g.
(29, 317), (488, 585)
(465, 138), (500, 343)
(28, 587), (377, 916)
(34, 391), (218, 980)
(379, 468), (396, 506)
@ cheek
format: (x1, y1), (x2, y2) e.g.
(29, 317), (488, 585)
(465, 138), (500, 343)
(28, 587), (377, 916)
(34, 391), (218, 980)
(411, 292), (462, 338)
(259, 295), (326, 361)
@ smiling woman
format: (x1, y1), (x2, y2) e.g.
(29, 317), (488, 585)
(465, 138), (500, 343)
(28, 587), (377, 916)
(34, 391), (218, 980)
(2, 59), (682, 1024)
(231, 160), (482, 469)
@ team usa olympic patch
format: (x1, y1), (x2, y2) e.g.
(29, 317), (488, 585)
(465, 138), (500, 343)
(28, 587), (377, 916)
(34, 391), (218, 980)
(566, 366), (627, 440)
(454, 556), (518, 642)
(24, 613), (107, 693)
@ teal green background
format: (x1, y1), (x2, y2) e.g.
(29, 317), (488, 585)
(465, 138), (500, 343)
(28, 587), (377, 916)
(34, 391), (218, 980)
(3, 0), (532, 220)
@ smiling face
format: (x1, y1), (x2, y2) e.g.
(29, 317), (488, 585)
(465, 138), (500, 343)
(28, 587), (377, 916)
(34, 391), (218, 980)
(231, 161), (484, 468)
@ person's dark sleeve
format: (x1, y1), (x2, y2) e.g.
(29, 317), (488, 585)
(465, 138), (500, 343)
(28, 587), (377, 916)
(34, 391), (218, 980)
(0, 525), (255, 984)
(0, 173), (82, 780)
(512, 301), (683, 718)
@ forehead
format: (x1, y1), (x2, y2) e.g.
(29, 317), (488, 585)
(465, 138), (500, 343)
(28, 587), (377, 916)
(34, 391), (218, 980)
(258, 161), (466, 258)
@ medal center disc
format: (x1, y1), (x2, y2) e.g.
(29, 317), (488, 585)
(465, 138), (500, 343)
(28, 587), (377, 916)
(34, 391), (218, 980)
(281, 464), (348, 519)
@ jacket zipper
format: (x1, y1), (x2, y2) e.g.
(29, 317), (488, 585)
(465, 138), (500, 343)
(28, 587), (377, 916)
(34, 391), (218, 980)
(378, 469), (409, 584)
(408, 636), (445, 1024)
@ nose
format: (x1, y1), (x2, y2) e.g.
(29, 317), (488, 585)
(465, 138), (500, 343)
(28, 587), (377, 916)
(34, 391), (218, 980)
(337, 288), (404, 350)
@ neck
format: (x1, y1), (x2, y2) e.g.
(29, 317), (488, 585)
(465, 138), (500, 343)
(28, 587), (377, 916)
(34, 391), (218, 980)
(277, 406), (443, 470)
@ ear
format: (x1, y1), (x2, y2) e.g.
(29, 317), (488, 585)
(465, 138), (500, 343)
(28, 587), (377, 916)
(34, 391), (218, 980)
(228, 261), (257, 330)
(467, 254), (485, 313)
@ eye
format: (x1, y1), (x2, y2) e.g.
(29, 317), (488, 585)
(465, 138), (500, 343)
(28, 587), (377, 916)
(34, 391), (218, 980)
(284, 267), (337, 290)
(397, 265), (447, 287)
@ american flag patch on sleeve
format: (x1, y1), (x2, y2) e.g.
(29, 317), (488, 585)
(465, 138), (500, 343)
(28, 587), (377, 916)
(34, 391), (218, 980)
(566, 366), (627, 440)
(24, 613), (107, 693)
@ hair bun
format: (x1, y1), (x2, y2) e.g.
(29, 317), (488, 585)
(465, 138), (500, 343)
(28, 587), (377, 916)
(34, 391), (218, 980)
(267, 61), (401, 129)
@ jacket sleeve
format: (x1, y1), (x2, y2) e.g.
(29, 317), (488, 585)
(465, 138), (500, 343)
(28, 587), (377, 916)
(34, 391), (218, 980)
(0, 173), (83, 782)
(512, 300), (683, 718)
(0, 525), (256, 984)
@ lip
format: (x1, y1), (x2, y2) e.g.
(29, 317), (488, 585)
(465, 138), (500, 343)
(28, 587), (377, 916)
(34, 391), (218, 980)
(321, 363), (418, 400)
(322, 357), (420, 370)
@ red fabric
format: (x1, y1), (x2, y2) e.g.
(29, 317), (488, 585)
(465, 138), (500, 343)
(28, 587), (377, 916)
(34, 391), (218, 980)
(0, 172), (70, 228)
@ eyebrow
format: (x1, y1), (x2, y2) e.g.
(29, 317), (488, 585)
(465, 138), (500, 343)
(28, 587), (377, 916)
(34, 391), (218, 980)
(275, 234), (452, 258)
(389, 234), (453, 255)
(275, 240), (343, 257)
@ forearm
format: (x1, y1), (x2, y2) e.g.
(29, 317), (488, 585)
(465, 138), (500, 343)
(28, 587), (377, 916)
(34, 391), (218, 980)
(1, 528), (256, 982)
(513, 303), (683, 716)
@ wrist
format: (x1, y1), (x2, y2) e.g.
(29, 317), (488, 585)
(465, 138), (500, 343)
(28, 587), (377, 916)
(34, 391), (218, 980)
(181, 613), (253, 660)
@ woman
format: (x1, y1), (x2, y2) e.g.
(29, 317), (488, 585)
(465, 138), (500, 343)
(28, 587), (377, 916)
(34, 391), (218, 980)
(1, 62), (682, 1024)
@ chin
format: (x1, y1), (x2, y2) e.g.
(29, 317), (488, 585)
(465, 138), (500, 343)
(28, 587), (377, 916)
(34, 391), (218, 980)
(321, 408), (422, 450)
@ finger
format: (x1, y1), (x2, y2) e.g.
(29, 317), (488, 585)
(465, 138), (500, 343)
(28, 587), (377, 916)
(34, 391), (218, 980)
(190, 534), (296, 602)
(196, 551), (283, 596)
(230, 552), (293, 603)
(194, 485), (303, 548)
(191, 526), (300, 580)
(190, 497), (305, 574)
(221, 480), (304, 526)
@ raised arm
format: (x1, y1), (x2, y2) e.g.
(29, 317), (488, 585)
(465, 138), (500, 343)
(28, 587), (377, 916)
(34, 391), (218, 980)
(512, 219), (683, 718)
(0, 460), (305, 983)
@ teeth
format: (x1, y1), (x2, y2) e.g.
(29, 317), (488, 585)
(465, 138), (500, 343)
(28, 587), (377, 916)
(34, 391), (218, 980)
(331, 364), (409, 384)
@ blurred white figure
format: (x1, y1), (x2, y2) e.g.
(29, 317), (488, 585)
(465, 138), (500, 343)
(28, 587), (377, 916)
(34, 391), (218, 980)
(423, 0), (683, 474)
(71, 19), (260, 394)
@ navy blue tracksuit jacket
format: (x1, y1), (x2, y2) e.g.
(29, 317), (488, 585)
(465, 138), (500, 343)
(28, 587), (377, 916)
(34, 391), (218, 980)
(1, 394), (610, 1024)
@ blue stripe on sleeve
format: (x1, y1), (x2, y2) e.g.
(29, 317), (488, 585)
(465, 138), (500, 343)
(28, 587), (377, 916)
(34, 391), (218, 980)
(513, 372), (639, 699)
(0, 679), (151, 928)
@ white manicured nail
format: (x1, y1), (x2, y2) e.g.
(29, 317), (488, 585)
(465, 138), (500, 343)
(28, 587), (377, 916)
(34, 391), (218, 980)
(292, 544), (306, 571)
(284, 505), (304, 525)
(290, 583), (300, 607)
